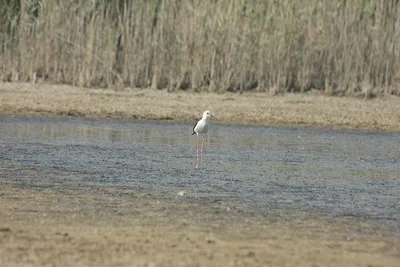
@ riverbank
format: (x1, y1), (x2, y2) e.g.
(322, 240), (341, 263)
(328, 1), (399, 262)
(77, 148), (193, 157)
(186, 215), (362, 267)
(0, 184), (399, 267)
(0, 83), (399, 131)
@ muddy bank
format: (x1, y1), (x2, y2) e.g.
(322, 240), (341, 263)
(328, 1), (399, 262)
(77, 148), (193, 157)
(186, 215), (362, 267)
(1, 82), (399, 131)
(0, 185), (399, 267)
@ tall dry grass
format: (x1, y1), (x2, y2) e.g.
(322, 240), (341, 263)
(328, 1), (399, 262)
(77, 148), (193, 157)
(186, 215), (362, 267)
(1, 0), (400, 96)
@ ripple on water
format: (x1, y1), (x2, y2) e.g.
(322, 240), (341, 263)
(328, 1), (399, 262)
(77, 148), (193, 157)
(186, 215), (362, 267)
(0, 115), (399, 234)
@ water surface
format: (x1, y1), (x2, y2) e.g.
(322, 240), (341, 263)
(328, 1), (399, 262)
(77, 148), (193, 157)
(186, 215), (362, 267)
(1, 116), (399, 234)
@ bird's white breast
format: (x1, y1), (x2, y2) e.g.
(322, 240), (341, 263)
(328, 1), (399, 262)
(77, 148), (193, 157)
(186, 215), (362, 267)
(194, 119), (208, 134)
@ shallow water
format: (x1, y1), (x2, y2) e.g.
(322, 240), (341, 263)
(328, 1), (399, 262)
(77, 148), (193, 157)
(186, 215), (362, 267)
(1, 116), (399, 233)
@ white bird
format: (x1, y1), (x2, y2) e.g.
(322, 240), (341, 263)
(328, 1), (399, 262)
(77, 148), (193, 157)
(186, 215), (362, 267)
(192, 110), (215, 168)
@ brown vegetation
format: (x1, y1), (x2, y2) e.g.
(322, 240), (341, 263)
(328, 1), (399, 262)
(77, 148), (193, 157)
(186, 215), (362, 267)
(1, 1), (400, 96)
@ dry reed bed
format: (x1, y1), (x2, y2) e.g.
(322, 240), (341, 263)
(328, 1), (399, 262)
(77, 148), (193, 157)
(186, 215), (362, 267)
(1, 1), (400, 96)
(0, 83), (399, 131)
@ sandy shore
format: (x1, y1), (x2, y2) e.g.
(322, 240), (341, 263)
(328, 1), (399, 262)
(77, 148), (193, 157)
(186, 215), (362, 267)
(0, 82), (399, 131)
(0, 185), (399, 267)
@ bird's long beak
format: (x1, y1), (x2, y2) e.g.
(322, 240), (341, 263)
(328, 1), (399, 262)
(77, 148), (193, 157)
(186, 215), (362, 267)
(211, 115), (218, 121)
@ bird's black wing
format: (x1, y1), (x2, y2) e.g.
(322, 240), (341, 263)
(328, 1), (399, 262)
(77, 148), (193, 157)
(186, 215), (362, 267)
(192, 121), (198, 135)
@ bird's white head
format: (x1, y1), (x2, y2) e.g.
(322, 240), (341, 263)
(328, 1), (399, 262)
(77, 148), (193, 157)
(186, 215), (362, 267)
(202, 110), (214, 120)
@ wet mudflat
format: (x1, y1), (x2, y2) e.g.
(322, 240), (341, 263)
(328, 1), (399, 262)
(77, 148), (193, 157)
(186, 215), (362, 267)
(0, 115), (399, 266)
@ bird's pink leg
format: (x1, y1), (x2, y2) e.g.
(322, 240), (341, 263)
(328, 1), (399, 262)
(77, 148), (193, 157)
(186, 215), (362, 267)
(196, 134), (199, 168)
(201, 136), (205, 167)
